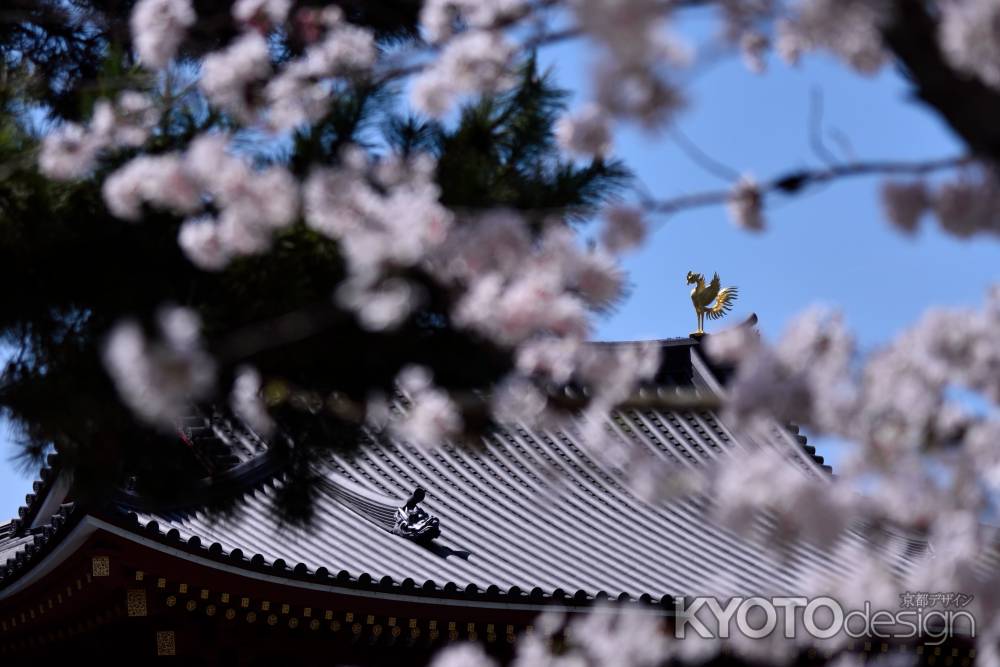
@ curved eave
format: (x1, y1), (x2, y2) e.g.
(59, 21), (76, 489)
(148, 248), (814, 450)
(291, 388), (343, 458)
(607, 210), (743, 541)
(0, 511), (672, 614)
(0, 503), (83, 598)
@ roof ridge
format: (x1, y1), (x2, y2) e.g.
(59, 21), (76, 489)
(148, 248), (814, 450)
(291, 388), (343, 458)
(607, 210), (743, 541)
(784, 423), (833, 474)
(0, 501), (78, 591)
(9, 452), (61, 536)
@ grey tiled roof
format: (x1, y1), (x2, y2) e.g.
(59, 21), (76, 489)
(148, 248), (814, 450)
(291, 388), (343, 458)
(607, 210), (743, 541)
(113, 352), (897, 602)
(0, 503), (77, 588)
(0, 523), (34, 567)
(124, 427), (835, 600)
(0, 341), (920, 604)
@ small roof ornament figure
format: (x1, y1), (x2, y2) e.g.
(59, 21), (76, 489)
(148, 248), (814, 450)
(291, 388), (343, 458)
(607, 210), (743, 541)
(392, 486), (441, 544)
(687, 271), (738, 336)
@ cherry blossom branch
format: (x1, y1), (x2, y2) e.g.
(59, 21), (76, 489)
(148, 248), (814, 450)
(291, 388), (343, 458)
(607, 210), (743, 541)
(373, 0), (722, 87)
(643, 154), (973, 217)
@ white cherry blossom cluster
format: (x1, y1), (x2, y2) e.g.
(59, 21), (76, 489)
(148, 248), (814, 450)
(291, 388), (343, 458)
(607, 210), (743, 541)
(100, 133), (299, 268)
(718, 0), (777, 43)
(777, 0), (890, 74)
(39, 92), (160, 180)
(701, 288), (1000, 650)
(710, 448), (857, 549)
(230, 366), (276, 436)
(411, 30), (518, 117)
(202, 3), (378, 130)
(419, 0), (528, 44)
(199, 32), (273, 122)
(304, 148), (451, 278)
(103, 307), (215, 428)
(408, 0), (532, 117)
(299, 148), (458, 328)
(130, 0), (195, 69)
(232, 0), (292, 26)
(569, 0), (690, 128)
(89, 0), (675, 469)
(727, 175), (765, 231)
(555, 103), (613, 158)
(599, 206), (648, 254)
(391, 366), (464, 448)
(265, 9), (377, 130)
(447, 223), (622, 343)
(431, 607), (672, 667)
(882, 167), (1000, 238)
(939, 0), (1000, 89)
(705, 298), (1000, 462)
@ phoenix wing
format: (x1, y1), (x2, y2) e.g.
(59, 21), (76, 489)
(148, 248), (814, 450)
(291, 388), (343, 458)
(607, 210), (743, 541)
(707, 285), (739, 320)
(696, 272), (721, 308)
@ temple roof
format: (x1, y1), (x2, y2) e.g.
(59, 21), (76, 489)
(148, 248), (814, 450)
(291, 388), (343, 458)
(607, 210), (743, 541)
(0, 337), (922, 608)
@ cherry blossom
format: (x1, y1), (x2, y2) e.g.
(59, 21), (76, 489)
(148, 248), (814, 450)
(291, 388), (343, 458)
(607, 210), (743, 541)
(231, 366), (276, 436)
(103, 307), (215, 428)
(932, 170), (1000, 238)
(392, 367), (463, 448)
(600, 207), (648, 254)
(430, 643), (498, 667)
(880, 180), (929, 234)
(130, 0), (196, 69)
(556, 104), (613, 158)
(304, 151), (452, 275)
(939, 0), (1000, 89)
(39, 93), (161, 180)
(727, 175), (764, 232)
(102, 154), (202, 220)
(178, 216), (231, 271)
(740, 32), (770, 73)
(336, 277), (422, 331)
(232, 0), (292, 26)
(102, 134), (298, 262)
(781, 0), (890, 75)
(420, 0), (528, 43)
(411, 30), (517, 117)
(199, 32), (272, 121)
(38, 123), (101, 180)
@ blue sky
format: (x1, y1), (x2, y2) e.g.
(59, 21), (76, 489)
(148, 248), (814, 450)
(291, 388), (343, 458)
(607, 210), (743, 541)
(539, 39), (992, 350)
(1, 27), (996, 519)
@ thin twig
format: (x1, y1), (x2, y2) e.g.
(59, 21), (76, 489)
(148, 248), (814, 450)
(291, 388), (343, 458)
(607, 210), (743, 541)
(669, 126), (741, 183)
(808, 87), (842, 167)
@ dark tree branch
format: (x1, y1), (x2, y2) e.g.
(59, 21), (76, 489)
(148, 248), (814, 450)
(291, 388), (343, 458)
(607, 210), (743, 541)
(645, 154), (971, 216)
(882, 0), (1000, 163)
(373, 0), (718, 87)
